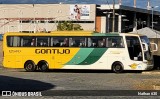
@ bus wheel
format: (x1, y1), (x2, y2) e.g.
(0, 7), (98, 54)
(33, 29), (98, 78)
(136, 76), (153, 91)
(112, 62), (124, 73)
(38, 61), (49, 72)
(24, 60), (36, 72)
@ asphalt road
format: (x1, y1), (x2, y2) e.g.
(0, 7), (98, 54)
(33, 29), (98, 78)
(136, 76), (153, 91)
(0, 68), (160, 98)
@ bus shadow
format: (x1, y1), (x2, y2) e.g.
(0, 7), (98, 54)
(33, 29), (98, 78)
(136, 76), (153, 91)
(122, 70), (142, 73)
(43, 69), (143, 74)
(16, 68), (143, 73)
(0, 75), (55, 93)
(47, 69), (113, 73)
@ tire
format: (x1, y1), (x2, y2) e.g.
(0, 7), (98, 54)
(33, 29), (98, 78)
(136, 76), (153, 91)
(24, 60), (36, 72)
(38, 61), (49, 72)
(112, 62), (124, 73)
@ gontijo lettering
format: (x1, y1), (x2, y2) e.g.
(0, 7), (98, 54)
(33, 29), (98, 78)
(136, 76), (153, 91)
(35, 49), (70, 54)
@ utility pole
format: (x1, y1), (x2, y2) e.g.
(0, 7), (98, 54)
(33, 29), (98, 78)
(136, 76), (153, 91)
(119, 0), (122, 5)
(133, 0), (137, 32)
(112, 0), (115, 32)
(134, 0), (136, 8)
(152, 7), (154, 30)
(147, 0), (150, 10)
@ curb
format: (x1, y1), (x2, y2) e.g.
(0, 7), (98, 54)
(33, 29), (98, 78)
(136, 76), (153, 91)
(142, 71), (160, 74)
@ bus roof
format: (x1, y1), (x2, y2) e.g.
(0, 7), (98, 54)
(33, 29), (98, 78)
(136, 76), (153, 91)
(4, 31), (146, 37)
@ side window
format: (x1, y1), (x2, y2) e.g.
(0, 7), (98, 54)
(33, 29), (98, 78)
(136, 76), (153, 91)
(7, 36), (12, 47)
(69, 37), (87, 47)
(88, 37), (99, 47)
(21, 36), (35, 47)
(37, 37), (50, 47)
(69, 37), (78, 47)
(63, 37), (69, 47)
(51, 37), (60, 47)
(106, 37), (124, 48)
(91, 37), (98, 47)
(51, 37), (69, 47)
(7, 36), (21, 47)
(87, 37), (107, 48)
(97, 37), (107, 47)
(79, 37), (87, 47)
(87, 37), (92, 47)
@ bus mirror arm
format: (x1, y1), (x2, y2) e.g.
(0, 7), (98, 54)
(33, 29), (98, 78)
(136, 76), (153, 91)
(150, 43), (158, 52)
(142, 43), (148, 52)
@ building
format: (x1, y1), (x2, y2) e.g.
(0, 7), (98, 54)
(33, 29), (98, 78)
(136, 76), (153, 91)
(97, 4), (160, 33)
(0, 4), (96, 33)
(0, 4), (160, 34)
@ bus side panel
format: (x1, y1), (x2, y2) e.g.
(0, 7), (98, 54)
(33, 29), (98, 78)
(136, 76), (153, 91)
(3, 49), (23, 68)
(16, 55), (23, 68)
(3, 56), (16, 68)
(3, 55), (23, 69)
(62, 48), (109, 69)
(53, 48), (80, 69)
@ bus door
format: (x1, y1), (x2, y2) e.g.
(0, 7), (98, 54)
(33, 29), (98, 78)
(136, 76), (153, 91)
(126, 36), (143, 61)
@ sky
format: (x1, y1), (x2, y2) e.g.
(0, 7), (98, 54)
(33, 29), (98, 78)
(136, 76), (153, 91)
(0, 0), (160, 10)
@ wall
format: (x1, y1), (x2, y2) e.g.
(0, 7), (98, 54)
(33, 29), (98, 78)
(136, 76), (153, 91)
(149, 38), (160, 55)
(0, 41), (2, 66)
(149, 38), (160, 69)
(0, 4), (96, 33)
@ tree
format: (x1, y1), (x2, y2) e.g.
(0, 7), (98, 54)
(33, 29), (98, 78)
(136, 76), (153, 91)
(57, 21), (83, 31)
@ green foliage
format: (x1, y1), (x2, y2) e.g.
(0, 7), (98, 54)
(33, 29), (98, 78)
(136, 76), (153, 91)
(57, 21), (83, 31)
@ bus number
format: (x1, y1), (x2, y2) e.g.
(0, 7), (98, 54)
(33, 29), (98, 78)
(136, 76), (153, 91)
(9, 50), (21, 53)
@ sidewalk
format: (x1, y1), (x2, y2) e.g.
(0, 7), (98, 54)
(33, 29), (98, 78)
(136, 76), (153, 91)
(142, 69), (160, 74)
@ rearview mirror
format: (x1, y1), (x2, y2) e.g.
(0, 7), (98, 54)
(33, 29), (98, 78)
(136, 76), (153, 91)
(150, 43), (158, 52)
(142, 43), (148, 52)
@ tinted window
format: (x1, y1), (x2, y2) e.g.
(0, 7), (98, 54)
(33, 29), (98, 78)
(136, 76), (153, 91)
(21, 36), (35, 47)
(51, 37), (69, 47)
(37, 37), (50, 47)
(7, 36), (21, 47)
(69, 37), (87, 47)
(6, 36), (124, 48)
(106, 37), (124, 48)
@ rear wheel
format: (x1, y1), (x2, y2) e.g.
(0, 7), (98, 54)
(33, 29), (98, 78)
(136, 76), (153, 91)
(112, 62), (124, 73)
(38, 61), (49, 72)
(24, 60), (36, 72)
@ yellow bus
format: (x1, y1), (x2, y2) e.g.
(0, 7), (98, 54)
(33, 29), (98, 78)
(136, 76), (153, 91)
(2, 31), (158, 73)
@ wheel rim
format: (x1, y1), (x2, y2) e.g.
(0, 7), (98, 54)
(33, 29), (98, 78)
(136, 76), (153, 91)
(24, 61), (36, 72)
(41, 64), (47, 70)
(27, 64), (33, 70)
(115, 65), (121, 71)
(113, 63), (123, 73)
(39, 63), (48, 72)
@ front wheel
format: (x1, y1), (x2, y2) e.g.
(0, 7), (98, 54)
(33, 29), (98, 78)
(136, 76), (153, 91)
(24, 60), (36, 72)
(112, 62), (124, 73)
